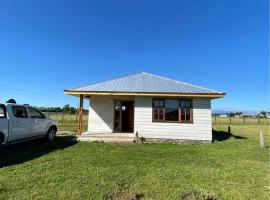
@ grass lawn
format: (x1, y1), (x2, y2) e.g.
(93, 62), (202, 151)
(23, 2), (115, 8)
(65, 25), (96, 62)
(0, 124), (269, 200)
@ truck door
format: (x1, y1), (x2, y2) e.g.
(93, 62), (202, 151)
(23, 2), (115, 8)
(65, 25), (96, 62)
(28, 107), (47, 136)
(10, 106), (32, 141)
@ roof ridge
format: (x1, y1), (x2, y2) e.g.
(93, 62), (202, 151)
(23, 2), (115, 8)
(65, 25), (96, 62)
(142, 72), (222, 93)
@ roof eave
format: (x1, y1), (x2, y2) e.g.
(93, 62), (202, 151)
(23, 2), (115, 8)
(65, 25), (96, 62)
(64, 90), (226, 98)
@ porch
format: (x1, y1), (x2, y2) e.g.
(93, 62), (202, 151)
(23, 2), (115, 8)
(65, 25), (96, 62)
(77, 132), (136, 143)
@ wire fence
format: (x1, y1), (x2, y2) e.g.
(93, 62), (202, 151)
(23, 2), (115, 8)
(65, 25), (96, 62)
(44, 112), (270, 132)
(212, 116), (269, 125)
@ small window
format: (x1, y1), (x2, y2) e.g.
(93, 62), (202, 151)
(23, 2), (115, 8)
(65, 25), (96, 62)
(0, 105), (6, 118)
(12, 106), (28, 118)
(28, 107), (44, 118)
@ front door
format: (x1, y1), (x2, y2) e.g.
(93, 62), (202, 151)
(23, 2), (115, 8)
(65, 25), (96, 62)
(113, 101), (134, 132)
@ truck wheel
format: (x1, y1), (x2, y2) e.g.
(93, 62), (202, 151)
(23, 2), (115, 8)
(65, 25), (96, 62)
(46, 127), (56, 142)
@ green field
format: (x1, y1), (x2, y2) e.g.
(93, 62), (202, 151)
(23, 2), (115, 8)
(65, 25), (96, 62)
(0, 119), (269, 199)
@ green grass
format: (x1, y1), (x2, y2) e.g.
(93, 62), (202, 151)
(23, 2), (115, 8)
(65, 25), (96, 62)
(0, 124), (269, 200)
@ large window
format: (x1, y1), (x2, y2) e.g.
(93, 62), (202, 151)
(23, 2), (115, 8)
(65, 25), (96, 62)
(152, 98), (192, 123)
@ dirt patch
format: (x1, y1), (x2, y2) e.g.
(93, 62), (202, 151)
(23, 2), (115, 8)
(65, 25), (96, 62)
(108, 193), (144, 200)
(181, 192), (216, 200)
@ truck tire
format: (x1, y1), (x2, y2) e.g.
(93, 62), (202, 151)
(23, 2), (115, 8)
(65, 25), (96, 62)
(46, 127), (57, 142)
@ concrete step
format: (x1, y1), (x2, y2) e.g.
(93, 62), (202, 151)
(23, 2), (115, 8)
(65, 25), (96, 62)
(77, 135), (136, 143)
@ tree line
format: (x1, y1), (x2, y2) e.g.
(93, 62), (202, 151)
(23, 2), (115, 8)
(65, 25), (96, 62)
(35, 104), (88, 114)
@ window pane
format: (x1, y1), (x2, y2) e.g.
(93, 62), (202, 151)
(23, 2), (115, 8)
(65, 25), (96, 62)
(186, 101), (191, 108)
(159, 108), (164, 120)
(164, 99), (179, 121)
(153, 108), (159, 120)
(165, 108), (179, 121)
(186, 109), (190, 121)
(29, 107), (43, 118)
(12, 107), (28, 118)
(154, 100), (163, 107)
(180, 101), (186, 108)
(181, 110), (185, 121)
(165, 99), (179, 108)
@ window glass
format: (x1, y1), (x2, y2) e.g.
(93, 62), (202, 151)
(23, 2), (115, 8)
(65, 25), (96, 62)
(153, 99), (192, 123)
(0, 105), (6, 118)
(165, 99), (179, 121)
(28, 107), (44, 118)
(153, 107), (159, 120)
(154, 99), (164, 107)
(12, 106), (28, 118)
(180, 100), (192, 122)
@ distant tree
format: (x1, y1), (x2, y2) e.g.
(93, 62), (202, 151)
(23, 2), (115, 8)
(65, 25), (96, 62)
(259, 111), (267, 118)
(63, 104), (71, 113)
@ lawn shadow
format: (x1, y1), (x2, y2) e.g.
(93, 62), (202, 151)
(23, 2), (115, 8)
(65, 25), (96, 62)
(212, 129), (247, 142)
(0, 136), (77, 168)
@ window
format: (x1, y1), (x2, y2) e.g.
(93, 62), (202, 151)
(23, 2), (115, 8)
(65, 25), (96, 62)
(152, 98), (192, 123)
(28, 107), (44, 118)
(0, 105), (6, 118)
(12, 106), (28, 118)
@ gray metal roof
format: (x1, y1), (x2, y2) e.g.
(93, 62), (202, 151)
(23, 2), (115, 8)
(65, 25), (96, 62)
(67, 72), (224, 94)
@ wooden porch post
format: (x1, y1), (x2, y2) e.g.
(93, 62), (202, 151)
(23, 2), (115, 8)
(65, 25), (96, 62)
(77, 94), (84, 135)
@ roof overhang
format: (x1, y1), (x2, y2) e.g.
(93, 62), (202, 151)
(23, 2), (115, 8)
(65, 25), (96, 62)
(64, 90), (226, 99)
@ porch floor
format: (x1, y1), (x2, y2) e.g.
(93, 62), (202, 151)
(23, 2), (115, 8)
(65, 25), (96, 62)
(77, 132), (136, 143)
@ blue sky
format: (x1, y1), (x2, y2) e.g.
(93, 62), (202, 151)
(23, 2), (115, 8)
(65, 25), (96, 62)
(0, 0), (268, 111)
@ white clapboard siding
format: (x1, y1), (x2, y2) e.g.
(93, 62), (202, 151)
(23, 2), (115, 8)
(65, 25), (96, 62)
(88, 96), (114, 133)
(88, 95), (135, 133)
(134, 97), (212, 141)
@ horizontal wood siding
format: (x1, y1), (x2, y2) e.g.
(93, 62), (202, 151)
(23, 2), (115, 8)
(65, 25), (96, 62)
(134, 97), (212, 141)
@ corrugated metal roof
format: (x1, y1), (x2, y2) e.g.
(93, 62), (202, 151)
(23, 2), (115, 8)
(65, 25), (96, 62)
(67, 72), (224, 94)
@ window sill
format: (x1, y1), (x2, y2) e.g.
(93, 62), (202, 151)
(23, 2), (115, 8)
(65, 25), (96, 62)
(152, 120), (193, 124)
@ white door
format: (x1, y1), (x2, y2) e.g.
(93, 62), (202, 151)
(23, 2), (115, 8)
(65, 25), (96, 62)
(10, 106), (32, 141)
(28, 107), (48, 136)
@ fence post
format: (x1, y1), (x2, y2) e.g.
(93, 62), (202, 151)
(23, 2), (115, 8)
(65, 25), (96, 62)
(229, 115), (232, 124)
(228, 126), (231, 136)
(259, 130), (264, 148)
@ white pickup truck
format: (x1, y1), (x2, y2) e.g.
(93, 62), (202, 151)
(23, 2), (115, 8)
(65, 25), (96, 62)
(0, 103), (58, 149)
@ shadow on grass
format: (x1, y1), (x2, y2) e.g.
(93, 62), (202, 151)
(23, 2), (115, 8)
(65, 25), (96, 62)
(212, 129), (247, 142)
(0, 136), (77, 168)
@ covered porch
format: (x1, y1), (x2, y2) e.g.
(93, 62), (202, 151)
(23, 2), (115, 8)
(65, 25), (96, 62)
(73, 94), (136, 137)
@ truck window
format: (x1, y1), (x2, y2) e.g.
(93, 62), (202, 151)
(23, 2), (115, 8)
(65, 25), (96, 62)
(12, 106), (28, 118)
(0, 105), (6, 118)
(28, 107), (44, 118)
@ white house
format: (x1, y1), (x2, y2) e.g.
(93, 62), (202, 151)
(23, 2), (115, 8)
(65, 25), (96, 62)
(64, 72), (225, 143)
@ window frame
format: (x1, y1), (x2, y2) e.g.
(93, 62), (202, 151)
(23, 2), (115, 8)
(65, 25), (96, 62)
(12, 106), (29, 119)
(152, 98), (193, 124)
